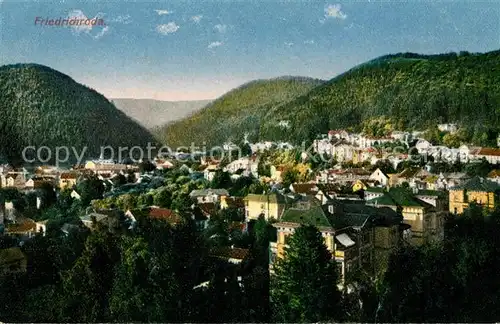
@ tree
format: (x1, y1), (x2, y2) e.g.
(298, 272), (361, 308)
(112, 174), (127, 188)
(241, 142), (252, 157)
(36, 182), (57, 210)
(139, 160), (156, 173)
(271, 225), (342, 322)
(281, 168), (299, 187)
(77, 176), (105, 206)
(210, 171), (232, 189)
(153, 188), (172, 208)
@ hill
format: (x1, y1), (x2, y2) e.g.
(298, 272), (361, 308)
(262, 50), (500, 145)
(0, 64), (158, 164)
(162, 50), (500, 148)
(155, 76), (324, 148)
(111, 98), (211, 129)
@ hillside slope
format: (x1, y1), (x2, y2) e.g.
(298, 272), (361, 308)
(162, 50), (500, 148)
(0, 64), (157, 164)
(112, 98), (211, 129)
(156, 76), (324, 147)
(262, 50), (500, 144)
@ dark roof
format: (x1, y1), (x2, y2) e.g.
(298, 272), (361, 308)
(291, 183), (319, 194)
(368, 187), (434, 208)
(449, 176), (499, 192)
(0, 247), (25, 266)
(224, 197), (245, 209)
(198, 202), (217, 216)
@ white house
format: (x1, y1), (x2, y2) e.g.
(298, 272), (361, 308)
(415, 139), (432, 154)
(369, 168), (389, 187)
(224, 156), (259, 177)
(189, 189), (229, 204)
(475, 148), (500, 164)
(437, 123), (458, 133)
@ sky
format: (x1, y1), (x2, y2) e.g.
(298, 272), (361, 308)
(1, 0), (499, 101)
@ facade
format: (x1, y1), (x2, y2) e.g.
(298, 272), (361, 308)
(366, 188), (445, 246)
(270, 197), (403, 282)
(449, 176), (499, 214)
(243, 193), (293, 221)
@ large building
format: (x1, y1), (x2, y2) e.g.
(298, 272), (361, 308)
(449, 176), (499, 214)
(269, 196), (404, 282)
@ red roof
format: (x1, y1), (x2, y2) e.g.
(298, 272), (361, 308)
(148, 207), (182, 224)
(60, 172), (78, 179)
(477, 148), (500, 157)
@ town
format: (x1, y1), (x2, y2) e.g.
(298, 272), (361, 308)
(1, 124), (499, 322)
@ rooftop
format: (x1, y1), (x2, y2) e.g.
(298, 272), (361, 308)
(449, 176), (499, 192)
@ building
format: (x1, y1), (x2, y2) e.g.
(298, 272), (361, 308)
(449, 176), (499, 214)
(366, 187), (445, 246)
(243, 193), (295, 221)
(369, 168), (389, 187)
(270, 197), (405, 282)
(474, 148), (500, 164)
(189, 189), (229, 204)
(58, 172), (78, 190)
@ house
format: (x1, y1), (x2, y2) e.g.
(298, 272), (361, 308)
(210, 247), (250, 264)
(415, 139), (432, 154)
(474, 148), (500, 164)
(190, 205), (210, 230)
(80, 212), (110, 230)
(243, 193), (295, 221)
(369, 168), (389, 187)
(70, 190), (81, 200)
(5, 217), (37, 240)
(415, 189), (448, 212)
(0, 247), (27, 275)
(435, 172), (470, 190)
(270, 197), (403, 282)
(127, 207), (184, 227)
(224, 156), (259, 177)
(202, 164), (219, 182)
(189, 189), (229, 204)
(328, 130), (349, 141)
(58, 172), (78, 190)
(290, 183), (332, 204)
(220, 196), (245, 210)
(331, 142), (355, 162)
(388, 167), (431, 188)
(366, 187), (445, 246)
(487, 169), (500, 185)
(154, 159), (174, 170)
(364, 187), (385, 201)
(437, 123), (458, 133)
(449, 176), (499, 214)
(270, 165), (287, 182)
(35, 220), (48, 236)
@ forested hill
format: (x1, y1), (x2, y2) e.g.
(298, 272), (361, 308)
(0, 64), (157, 164)
(155, 76), (324, 148)
(261, 50), (500, 144)
(161, 50), (500, 148)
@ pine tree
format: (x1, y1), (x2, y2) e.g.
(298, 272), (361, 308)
(271, 225), (342, 322)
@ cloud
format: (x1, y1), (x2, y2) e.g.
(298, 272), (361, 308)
(324, 4), (347, 20)
(304, 39), (315, 44)
(67, 9), (94, 33)
(109, 14), (132, 24)
(93, 26), (109, 39)
(156, 22), (180, 35)
(214, 24), (227, 33)
(191, 15), (203, 23)
(155, 9), (172, 15)
(208, 41), (223, 49)
(67, 10), (108, 38)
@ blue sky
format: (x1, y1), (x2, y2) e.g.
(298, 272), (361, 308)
(1, 0), (499, 100)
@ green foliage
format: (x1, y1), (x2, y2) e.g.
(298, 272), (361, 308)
(271, 225), (342, 322)
(0, 64), (157, 164)
(163, 51), (500, 147)
(156, 77), (323, 147)
(77, 175), (105, 206)
(378, 206), (500, 323)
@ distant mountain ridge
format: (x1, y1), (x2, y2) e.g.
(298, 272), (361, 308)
(160, 50), (500, 147)
(112, 98), (211, 129)
(155, 76), (324, 147)
(0, 63), (157, 164)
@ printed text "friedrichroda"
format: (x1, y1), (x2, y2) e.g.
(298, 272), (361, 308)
(34, 16), (105, 26)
